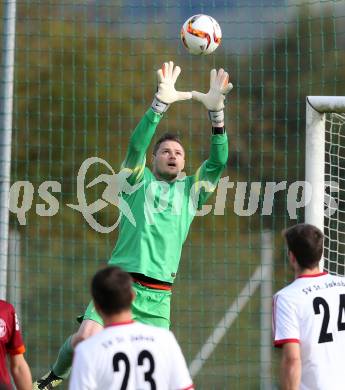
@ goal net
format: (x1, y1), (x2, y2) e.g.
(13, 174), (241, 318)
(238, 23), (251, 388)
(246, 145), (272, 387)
(305, 97), (345, 275)
(325, 112), (345, 275)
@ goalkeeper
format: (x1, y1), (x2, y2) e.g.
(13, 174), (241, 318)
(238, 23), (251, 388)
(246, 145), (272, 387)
(34, 61), (232, 389)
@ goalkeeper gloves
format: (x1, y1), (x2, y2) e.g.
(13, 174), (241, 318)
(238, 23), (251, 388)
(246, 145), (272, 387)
(192, 69), (233, 127)
(151, 61), (192, 114)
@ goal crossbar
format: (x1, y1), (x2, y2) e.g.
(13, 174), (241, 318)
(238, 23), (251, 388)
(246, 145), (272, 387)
(307, 96), (345, 114)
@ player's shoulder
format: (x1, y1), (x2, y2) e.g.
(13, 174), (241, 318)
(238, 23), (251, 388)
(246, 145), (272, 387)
(133, 321), (172, 334)
(274, 273), (345, 301)
(274, 279), (299, 298)
(273, 279), (307, 309)
(132, 322), (175, 341)
(0, 300), (15, 313)
(75, 325), (115, 353)
(322, 273), (345, 293)
(325, 273), (345, 285)
(0, 300), (16, 328)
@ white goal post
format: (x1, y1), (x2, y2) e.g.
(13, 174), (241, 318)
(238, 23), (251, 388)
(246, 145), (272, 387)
(305, 96), (345, 273)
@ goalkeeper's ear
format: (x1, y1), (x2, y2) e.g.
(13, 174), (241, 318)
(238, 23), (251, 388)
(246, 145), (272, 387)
(131, 289), (136, 303)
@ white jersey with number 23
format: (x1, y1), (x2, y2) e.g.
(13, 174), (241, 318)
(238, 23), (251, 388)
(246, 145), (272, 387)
(273, 272), (345, 390)
(69, 320), (194, 390)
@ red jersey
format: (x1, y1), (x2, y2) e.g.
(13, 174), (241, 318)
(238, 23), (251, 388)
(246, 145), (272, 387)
(0, 300), (25, 387)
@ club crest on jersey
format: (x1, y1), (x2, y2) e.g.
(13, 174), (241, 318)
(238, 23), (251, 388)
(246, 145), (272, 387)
(0, 318), (7, 338)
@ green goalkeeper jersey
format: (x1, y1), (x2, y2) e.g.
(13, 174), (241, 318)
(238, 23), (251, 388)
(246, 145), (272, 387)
(108, 108), (228, 283)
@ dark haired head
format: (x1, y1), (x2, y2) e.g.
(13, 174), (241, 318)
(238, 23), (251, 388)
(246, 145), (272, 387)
(283, 223), (323, 270)
(91, 266), (133, 315)
(153, 133), (184, 155)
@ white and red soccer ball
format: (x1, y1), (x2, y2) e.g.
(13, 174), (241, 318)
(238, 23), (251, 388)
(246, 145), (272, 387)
(180, 14), (222, 55)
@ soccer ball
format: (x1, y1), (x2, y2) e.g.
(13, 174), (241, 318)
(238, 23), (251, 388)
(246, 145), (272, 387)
(180, 14), (222, 55)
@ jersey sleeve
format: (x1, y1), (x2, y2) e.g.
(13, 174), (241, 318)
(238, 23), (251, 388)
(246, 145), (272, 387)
(168, 332), (194, 390)
(190, 133), (228, 208)
(69, 344), (97, 390)
(6, 305), (25, 356)
(121, 108), (163, 184)
(272, 292), (300, 347)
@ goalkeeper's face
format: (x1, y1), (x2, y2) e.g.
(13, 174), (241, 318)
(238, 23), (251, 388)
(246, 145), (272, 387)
(152, 140), (185, 181)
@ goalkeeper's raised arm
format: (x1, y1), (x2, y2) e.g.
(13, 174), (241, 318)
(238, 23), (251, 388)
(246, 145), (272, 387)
(191, 68), (233, 206)
(121, 61), (191, 184)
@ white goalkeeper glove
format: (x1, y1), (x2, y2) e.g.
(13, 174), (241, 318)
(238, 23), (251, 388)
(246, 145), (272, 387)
(151, 61), (192, 114)
(192, 69), (233, 127)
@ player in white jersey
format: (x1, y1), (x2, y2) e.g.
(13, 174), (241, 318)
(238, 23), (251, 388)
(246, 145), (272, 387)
(272, 223), (345, 390)
(69, 266), (194, 390)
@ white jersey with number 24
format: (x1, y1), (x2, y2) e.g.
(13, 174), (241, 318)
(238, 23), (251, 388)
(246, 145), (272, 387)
(273, 272), (345, 390)
(69, 320), (194, 390)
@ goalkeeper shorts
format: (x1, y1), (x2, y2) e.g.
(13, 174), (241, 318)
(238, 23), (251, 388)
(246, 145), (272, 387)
(80, 282), (172, 329)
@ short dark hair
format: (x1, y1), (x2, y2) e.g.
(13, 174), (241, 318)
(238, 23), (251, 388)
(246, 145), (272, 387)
(91, 266), (133, 315)
(152, 133), (184, 155)
(283, 223), (324, 270)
